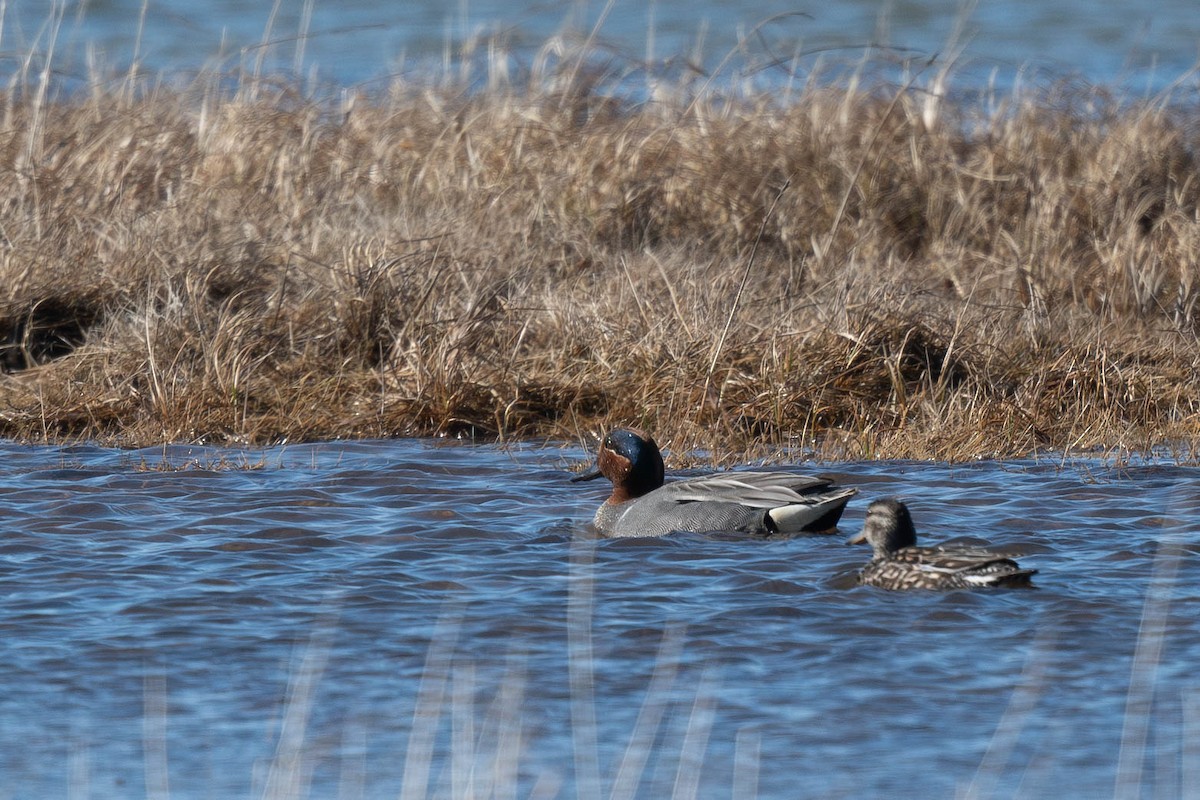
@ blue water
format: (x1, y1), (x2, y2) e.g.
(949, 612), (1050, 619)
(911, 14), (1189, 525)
(2, 438), (1198, 797)
(6, 0), (1200, 91)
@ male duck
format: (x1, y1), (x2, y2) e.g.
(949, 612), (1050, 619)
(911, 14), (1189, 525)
(571, 428), (857, 537)
(848, 498), (1037, 590)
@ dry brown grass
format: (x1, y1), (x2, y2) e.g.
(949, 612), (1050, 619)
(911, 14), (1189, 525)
(2, 45), (1200, 463)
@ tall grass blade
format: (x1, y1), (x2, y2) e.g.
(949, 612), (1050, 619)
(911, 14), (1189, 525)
(569, 537), (601, 800)
(483, 651), (527, 800)
(399, 607), (465, 800)
(732, 729), (760, 800)
(1183, 689), (1200, 800)
(1114, 541), (1183, 798)
(963, 625), (1055, 799)
(670, 668), (718, 800)
(261, 609), (337, 800)
(143, 670), (171, 800)
(609, 624), (686, 800)
(451, 660), (478, 799)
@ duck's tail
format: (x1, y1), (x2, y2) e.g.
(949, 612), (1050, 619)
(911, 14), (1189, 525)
(767, 487), (858, 533)
(965, 567), (1039, 588)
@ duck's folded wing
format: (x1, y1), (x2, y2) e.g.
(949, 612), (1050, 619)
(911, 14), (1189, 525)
(665, 471), (837, 508)
(900, 546), (1026, 576)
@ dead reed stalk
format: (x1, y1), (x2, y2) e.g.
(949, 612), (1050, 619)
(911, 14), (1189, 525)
(2, 44), (1200, 462)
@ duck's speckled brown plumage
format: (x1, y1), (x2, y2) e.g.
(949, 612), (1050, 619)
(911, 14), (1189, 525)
(849, 498), (1037, 590)
(572, 428), (856, 537)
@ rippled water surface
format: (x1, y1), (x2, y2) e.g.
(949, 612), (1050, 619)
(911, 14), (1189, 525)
(2, 439), (1199, 798)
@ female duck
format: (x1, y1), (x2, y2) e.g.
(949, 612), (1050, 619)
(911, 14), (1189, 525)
(572, 428), (856, 537)
(849, 498), (1037, 590)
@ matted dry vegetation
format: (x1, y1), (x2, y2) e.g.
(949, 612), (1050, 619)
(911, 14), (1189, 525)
(2, 48), (1200, 462)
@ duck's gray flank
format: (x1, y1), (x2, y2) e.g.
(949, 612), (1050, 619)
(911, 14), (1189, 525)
(572, 428), (856, 537)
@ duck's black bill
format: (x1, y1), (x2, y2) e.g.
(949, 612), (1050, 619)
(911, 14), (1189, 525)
(570, 467), (604, 482)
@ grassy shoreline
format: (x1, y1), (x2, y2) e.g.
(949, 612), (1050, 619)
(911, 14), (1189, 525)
(2, 51), (1200, 463)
